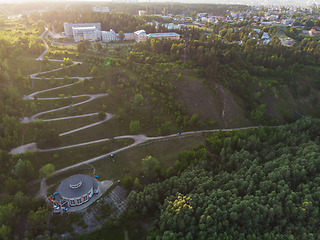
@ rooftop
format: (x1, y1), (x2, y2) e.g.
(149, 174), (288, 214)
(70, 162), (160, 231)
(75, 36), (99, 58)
(56, 174), (98, 199)
(72, 27), (98, 31)
(134, 29), (146, 35)
(147, 32), (180, 37)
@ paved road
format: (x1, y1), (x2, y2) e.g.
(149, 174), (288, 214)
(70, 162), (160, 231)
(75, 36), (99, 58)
(51, 126), (265, 175)
(37, 30), (49, 61)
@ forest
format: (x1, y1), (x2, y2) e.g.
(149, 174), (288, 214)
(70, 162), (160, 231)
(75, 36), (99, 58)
(125, 22), (320, 125)
(126, 116), (320, 239)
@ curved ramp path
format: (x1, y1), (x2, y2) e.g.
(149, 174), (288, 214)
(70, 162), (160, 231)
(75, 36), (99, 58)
(11, 31), (114, 154)
(11, 30), (272, 178)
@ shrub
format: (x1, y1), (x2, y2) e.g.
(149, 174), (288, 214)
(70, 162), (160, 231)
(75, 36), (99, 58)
(122, 176), (133, 190)
(98, 111), (106, 120)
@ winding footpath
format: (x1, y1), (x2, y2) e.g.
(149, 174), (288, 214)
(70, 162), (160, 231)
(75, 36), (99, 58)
(11, 30), (267, 177)
(11, 31), (114, 155)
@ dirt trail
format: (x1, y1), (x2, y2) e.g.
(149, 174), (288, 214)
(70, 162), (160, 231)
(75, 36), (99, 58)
(215, 85), (229, 128)
(123, 228), (129, 240)
(35, 178), (48, 199)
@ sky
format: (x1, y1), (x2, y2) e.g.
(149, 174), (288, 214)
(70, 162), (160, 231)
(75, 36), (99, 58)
(0, 0), (245, 3)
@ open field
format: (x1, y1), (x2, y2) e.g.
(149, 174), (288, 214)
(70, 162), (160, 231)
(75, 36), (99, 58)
(92, 135), (205, 181)
(36, 78), (108, 98)
(18, 59), (63, 76)
(24, 96), (89, 117)
(37, 62), (92, 78)
(19, 114), (102, 145)
(40, 95), (109, 120)
(28, 138), (134, 173)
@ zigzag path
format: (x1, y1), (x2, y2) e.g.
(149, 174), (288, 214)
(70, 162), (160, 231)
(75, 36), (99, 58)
(11, 29), (266, 178)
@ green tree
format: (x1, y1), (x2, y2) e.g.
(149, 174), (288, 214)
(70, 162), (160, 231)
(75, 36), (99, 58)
(3, 71), (10, 82)
(30, 101), (37, 114)
(190, 11), (197, 18)
(28, 207), (49, 235)
(13, 191), (29, 213)
(39, 164), (55, 179)
(76, 42), (84, 53)
(0, 225), (11, 239)
(134, 93), (144, 104)
(100, 81), (106, 91)
(12, 159), (34, 180)
(142, 156), (160, 179)
(130, 120), (140, 134)
(134, 178), (143, 191)
(119, 31), (125, 41)
(122, 176), (133, 190)
(0, 203), (19, 227)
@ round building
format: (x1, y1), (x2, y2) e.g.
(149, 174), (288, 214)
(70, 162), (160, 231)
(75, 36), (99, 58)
(56, 174), (99, 207)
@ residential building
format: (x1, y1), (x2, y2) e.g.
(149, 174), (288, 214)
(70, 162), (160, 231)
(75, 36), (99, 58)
(73, 27), (101, 42)
(139, 10), (146, 16)
(164, 23), (180, 30)
(282, 19), (294, 25)
(262, 32), (270, 39)
(309, 28), (317, 36)
(64, 23), (101, 36)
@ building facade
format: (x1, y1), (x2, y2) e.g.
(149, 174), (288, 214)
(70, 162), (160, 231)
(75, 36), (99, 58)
(101, 29), (117, 42)
(147, 32), (180, 41)
(134, 29), (147, 42)
(123, 32), (135, 41)
(64, 23), (101, 36)
(72, 27), (101, 42)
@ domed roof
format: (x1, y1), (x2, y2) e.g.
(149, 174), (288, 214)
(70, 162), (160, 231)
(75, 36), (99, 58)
(57, 174), (98, 199)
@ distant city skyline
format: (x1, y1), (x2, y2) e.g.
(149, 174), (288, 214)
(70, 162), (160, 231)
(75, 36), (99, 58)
(0, 0), (318, 7)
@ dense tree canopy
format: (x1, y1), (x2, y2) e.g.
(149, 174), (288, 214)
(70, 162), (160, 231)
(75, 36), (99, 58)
(127, 117), (320, 239)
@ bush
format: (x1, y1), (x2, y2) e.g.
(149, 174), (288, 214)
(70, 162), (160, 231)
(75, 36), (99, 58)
(98, 111), (106, 120)
(122, 176), (133, 190)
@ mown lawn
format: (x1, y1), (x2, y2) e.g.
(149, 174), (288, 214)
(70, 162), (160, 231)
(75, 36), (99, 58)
(28, 138), (134, 173)
(92, 135), (205, 181)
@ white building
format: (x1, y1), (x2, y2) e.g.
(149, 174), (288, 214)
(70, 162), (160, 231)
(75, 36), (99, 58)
(123, 33), (135, 41)
(73, 27), (101, 42)
(134, 29), (147, 42)
(164, 23), (181, 30)
(262, 32), (270, 39)
(197, 13), (207, 17)
(93, 7), (109, 12)
(147, 32), (180, 40)
(282, 19), (294, 25)
(64, 23), (101, 36)
(101, 29), (117, 42)
(139, 10), (146, 16)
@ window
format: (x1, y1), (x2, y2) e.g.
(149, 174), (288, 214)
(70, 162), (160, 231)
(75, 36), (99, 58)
(77, 198), (82, 205)
(83, 195), (88, 202)
(70, 199), (75, 205)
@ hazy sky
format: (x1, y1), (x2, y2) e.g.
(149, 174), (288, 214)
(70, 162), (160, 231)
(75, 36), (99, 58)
(0, 0), (239, 3)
